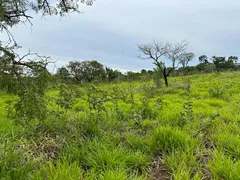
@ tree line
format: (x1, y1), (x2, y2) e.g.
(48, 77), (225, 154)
(52, 40), (239, 87)
(53, 53), (239, 86)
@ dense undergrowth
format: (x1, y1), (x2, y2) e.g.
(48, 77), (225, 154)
(1, 72), (240, 180)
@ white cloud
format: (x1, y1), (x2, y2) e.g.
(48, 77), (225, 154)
(3, 0), (240, 71)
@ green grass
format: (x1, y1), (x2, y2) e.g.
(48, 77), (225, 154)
(1, 71), (240, 179)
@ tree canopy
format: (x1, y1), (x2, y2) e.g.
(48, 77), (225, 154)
(67, 60), (106, 83)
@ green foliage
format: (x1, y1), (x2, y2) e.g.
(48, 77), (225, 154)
(106, 67), (121, 82)
(11, 69), (51, 125)
(153, 67), (163, 88)
(180, 100), (194, 127)
(55, 67), (70, 83)
(54, 84), (76, 116)
(67, 60), (106, 83)
(199, 55), (209, 64)
(86, 85), (110, 121)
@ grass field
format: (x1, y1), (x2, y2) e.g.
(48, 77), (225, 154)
(1, 72), (240, 180)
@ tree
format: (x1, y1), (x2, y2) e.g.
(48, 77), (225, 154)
(0, 1), (94, 124)
(199, 55), (209, 64)
(228, 56), (238, 64)
(196, 63), (206, 71)
(56, 66), (70, 82)
(0, 0), (94, 90)
(147, 70), (153, 75)
(204, 63), (216, 72)
(137, 40), (187, 87)
(105, 67), (121, 82)
(226, 56), (238, 69)
(212, 56), (226, 71)
(141, 69), (148, 75)
(124, 71), (140, 81)
(67, 60), (106, 83)
(0, 1), (94, 29)
(197, 55), (216, 72)
(179, 52), (194, 68)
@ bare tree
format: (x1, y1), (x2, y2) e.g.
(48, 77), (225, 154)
(179, 52), (195, 68)
(138, 40), (188, 87)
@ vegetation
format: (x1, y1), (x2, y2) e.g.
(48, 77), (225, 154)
(1, 0), (240, 179)
(1, 71), (240, 179)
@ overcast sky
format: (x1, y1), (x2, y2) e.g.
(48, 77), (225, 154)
(4, 0), (240, 72)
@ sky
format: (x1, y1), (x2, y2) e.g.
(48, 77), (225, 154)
(3, 0), (240, 72)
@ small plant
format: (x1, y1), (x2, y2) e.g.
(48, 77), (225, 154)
(86, 85), (111, 121)
(153, 68), (163, 88)
(183, 77), (191, 94)
(194, 112), (219, 147)
(180, 100), (194, 127)
(13, 88), (48, 125)
(54, 84), (76, 117)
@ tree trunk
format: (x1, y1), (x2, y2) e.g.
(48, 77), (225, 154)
(163, 73), (168, 87)
(163, 67), (169, 87)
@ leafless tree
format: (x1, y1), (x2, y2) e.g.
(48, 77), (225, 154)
(179, 52), (195, 68)
(138, 40), (188, 87)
